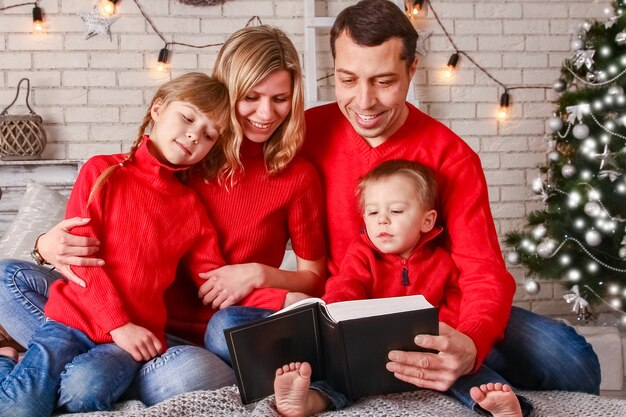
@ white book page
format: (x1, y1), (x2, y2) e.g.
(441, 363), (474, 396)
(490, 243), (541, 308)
(271, 297), (325, 316)
(325, 295), (433, 322)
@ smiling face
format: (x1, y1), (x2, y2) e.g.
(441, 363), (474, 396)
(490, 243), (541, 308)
(363, 174), (436, 259)
(235, 69), (293, 144)
(334, 32), (416, 148)
(148, 99), (221, 166)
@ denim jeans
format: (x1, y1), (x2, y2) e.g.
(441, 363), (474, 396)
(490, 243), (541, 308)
(202, 295), (601, 415)
(204, 305), (275, 365)
(0, 319), (140, 417)
(0, 259), (236, 409)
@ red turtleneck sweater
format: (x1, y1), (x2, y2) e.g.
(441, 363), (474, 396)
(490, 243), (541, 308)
(45, 138), (224, 348)
(164, 139), (326, 343)
(304, 103), (516, 368)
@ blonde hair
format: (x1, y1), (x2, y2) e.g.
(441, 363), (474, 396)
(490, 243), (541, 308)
(212, 25), (305, 183)
(89, 72), (230, 204)
(356, 160), (438, 211)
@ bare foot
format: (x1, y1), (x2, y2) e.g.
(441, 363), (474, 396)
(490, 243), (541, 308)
(470, 382), (522, 417)
(274, 362), (313, 417)
(0, 347), (19, 363)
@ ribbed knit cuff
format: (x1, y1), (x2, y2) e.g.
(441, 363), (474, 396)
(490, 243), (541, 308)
(240, 288), (288, 311)
(455, 319), (501, 371)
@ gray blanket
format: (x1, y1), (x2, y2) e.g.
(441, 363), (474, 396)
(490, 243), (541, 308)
(57, 386), (626, 417)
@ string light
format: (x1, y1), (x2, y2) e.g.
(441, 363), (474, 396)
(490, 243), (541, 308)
(497, 92), (510, 121)
(445, 53), (459, 78)
(156, 47), (169, 72)
(404, 0), (424, 17)
(99, 0), (119, 17)
(32, 4), (44, 32)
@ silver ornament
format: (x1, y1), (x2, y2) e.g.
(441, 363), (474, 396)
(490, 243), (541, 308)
(531, 178), (544, 193)
(616, 30), (626, 46)
(584, 201), (602, 217)
(619, 247), (626, 259)
(561, 163), (577, 178)
(572, 123), (590, 139)
(608, 85), (624, 96)
(532, 224), (547, 240)
(506, 251), (520, 265)
(548, 151), (560, 161)
(524, 279), (541, 295)
(582, 21), (592, 32)
(585, 229), (602, 246)
(553, 78), (566, 93)
(571, 38), (584, 51)
(546, 116), (564, 132)
(586, 72), (597, 83)
(537, 239), (557, 258)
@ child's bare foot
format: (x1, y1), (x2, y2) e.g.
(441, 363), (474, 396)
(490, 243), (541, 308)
(470, 382), (522, 417)
(274, 362), (312, 417)
(0, 347), (19, 363)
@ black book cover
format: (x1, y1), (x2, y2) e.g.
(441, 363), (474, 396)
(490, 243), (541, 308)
(225, 297), (438, 404)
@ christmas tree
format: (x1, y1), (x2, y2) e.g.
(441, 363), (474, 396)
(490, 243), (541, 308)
(505, 0), (626, 320)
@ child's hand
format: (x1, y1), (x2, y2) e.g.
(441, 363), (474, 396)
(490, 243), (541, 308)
(110, 322), (162, 362)
(198, 263), (264, 308)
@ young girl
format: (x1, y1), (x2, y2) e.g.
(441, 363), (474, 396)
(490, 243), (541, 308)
(0, 25), (326, 409)
(273, 160), (524, 417)
(0, 72), (230, 416)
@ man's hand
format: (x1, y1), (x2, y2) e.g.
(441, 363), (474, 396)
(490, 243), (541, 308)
(386, 322), (477, 391)
(110, 322), (162, 362)
(37, 217), (103, 287)
(198, 263), (264, 309)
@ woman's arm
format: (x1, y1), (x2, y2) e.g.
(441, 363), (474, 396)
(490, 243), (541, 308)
(197, 255), (325, 309)
(36, 217), (103, 287)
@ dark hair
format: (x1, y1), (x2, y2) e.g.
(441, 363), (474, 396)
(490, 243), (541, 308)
(357, 159), (437, 211)
(330, 0), (418, 71)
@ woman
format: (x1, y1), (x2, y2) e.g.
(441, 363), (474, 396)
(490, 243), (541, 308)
(0, 25), (325, 410)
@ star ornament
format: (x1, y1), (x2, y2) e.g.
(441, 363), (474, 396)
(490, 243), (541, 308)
(80, 7), (119, 41)
(415, 31), (432, 57)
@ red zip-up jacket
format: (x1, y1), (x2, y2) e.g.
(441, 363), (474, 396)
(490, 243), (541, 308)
(323, 227), (461, 330)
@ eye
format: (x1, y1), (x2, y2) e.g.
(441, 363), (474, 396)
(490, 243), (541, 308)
(340, 78), (355, 86)
(377, 79), (393, 87)
(181, 114), (193, 123)
(244, 95), (259, 102)
(204, 133), (215, 142)
(391, 210), (404, 215)
(366, 211), (378, 216)
(273, 97), (289, 103)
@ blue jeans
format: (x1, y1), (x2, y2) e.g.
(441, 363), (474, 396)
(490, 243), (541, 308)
(205, 305), (275, 365)
(205, 302), (600, 415)
(0, 319), (140, 417)
(0, 259), (236, 409)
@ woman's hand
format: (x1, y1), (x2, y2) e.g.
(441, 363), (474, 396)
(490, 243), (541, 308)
(37, 217), (103, 287)
(385, 322), (477, 391)
(110, 322), (162, 362)
(198, 263), (265, 309)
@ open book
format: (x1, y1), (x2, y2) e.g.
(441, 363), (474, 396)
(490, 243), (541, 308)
(225, 294), (438, 404)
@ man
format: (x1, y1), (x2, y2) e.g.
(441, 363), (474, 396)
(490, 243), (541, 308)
(297, 0), (600, 415)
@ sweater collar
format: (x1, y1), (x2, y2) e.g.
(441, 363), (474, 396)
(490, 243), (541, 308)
(129, 135), (190, 177)
(360, 225), (444, 259)
(239, 138), (264, 159)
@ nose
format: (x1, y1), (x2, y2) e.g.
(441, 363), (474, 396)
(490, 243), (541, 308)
(186, 127), (200, 144)
(377, 213), (390, 225)
(356, 82), (376, 110)
(256, 97), (273, 120)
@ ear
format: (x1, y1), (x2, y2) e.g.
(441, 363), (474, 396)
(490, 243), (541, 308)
(150, 98), (164, 122)
(420, 209), (437, 233)
(408, 57), (418, 79)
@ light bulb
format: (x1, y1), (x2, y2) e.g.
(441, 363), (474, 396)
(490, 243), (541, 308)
(497, 92), (510, 121)
(32, 6), (44, 32)
(100, 0), (117, 16)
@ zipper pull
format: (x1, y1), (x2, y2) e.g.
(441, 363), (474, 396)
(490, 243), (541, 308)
(401, 260), (409, 286)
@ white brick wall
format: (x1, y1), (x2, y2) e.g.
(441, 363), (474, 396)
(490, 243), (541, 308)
(0, 0), (612, 317)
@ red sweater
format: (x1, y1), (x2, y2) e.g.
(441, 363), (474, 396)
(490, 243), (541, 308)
(165, 139), (326, 343)
(304, 103), (516, 368)
(45, 139), (224, 347)
(323, 228), (461, 330)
